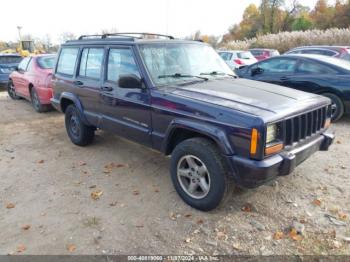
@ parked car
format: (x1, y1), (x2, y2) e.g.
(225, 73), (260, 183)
(51, 33), (334, 211)
(249, 48), (280, 61)
(218, 50), (257, 70)
(236, 54), (350, 121)
(285, 46), (350, 61)
(8, 54), (56, 112)
(0, 54), (22, 87)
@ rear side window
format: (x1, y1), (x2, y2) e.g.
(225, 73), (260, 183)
(250, 50), (263, 56)
(38, 56), (56, 69)
(107, 48), (140, 82)
(56, 48), (79, 76)
(297, 61), (337, 74)
(79, 48), (104, 79)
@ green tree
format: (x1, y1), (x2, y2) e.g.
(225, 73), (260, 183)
(292, 15), (313, 30)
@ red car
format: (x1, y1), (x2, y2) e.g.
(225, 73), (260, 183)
(249, 48), (280, 61)
(8, 54), (56, 112)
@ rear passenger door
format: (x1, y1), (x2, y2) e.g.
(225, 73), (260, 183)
(100, 46), (152, 146)
(75, 47), (105, 119)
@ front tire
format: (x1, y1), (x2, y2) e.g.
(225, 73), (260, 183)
(170, 137), (232, 211)
(322, 93), (344, 122)
(7, 80), (20, 100)
(65, 104), (95, 146)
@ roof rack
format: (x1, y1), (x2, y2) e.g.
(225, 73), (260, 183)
(78, 32), (175, 40)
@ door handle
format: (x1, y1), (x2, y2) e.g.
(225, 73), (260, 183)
(73, 80), (84, 86)
(101, 86), (113, 92)
(280, 76), (289, 81)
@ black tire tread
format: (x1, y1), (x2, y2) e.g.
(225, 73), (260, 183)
(65, 104), (95, 146)
(170, 137), (233, 211)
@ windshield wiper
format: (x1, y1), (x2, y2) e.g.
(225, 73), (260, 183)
(200, 71), (237, 78)
(158, 73), (208, 81)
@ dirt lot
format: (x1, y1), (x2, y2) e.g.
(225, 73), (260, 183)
(0, 89), (349, 255)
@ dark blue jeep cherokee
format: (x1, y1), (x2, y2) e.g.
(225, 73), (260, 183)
(51, 33), (334, 211)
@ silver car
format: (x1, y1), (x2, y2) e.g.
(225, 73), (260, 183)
(218, 50), (258, 70)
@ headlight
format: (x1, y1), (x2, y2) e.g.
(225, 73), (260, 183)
(266, 124), (277, 144)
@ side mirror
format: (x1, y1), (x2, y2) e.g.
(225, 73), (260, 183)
(118, 74), (143, 89)
(251, 67), (263, 76)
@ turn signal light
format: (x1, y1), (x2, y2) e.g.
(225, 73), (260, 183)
(265, 143), (284, 156)
(250, 128), (258, 156)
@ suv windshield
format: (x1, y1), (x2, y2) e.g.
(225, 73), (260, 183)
(0, 56), (22, 64)
(139, 43), (233, 86)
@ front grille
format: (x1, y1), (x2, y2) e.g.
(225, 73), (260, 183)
(284, 107), (328, 146)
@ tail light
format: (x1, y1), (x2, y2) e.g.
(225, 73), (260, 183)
(234, 59), (244, 65)
(45, 73), (53, 88)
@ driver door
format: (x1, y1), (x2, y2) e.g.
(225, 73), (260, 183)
(250, 57), (298, 86)
(100, 46), (152, 146)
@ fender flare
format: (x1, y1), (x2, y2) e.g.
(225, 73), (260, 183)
(59, 92), (90, 125)
(162, 119), (234, 155)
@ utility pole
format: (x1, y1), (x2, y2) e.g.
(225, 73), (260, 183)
(17, 26), (22, 41)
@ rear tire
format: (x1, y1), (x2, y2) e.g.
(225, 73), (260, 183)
(65, 104), (95, 146)
(170, 137), (233, 211)
(7, 80), (20, 100)
(31, 88), (49, 113)
(322, 93), (344, 122)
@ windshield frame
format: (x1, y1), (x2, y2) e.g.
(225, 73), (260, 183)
(137, 42), (235, 88)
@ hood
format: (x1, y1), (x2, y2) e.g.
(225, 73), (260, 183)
(169, 78), (329, 119)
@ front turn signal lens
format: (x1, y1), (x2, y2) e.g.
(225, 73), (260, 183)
(265, 143), (284, 156)
(250, 128), (258, 156)
(324, 118), (331, 129)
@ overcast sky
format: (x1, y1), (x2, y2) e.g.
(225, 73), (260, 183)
(1, 0), (327, 43)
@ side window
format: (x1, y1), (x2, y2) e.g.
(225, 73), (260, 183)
(26, 58), (34, 72)
(301, 49), (336, 56)
(107, 48), (140, 83)
(56, 47), (79, 76)
(297, 61), (337, 74)
(79, 48), (104, 79)
(18, 57), (30, 71)
(257, 58), (297, 73)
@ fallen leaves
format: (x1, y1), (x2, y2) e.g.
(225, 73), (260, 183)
(21, 224), (31, 230)
(109, 201), (118, 207)
(241, 203), (253, 212)
(288, 228), (303, 241)
(17, 244), (26, 253)
(132, 190), (140, 196)
(6, 203), (15, 209)
(103, 162), (127, 173)
(216, 231), (228, 241)
(273, 231), (284, 240)
(37, 160), (44, 164)
(184, 214), (192, 218)
(91, 190), (103, 200)
(196, 219), (204, 225)
(312, 199), (322, 206)
(338, 212), (347, 221)
(66, 244), (76, 252)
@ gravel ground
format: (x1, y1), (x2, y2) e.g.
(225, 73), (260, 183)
(0, 90), (349, 255)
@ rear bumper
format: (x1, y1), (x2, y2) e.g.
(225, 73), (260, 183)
(50, 98), (61, 112)
(36, 86), (53, 105)
(227, 132), (334, 188)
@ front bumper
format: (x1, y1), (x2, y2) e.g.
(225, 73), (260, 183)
(227, 132), (335, 188)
